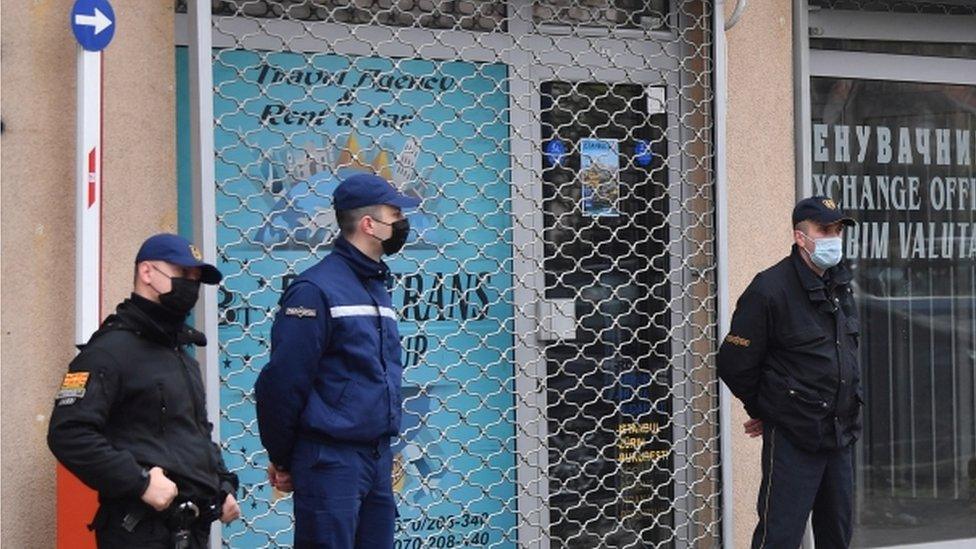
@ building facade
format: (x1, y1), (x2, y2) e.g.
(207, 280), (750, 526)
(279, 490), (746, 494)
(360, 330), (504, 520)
(1, 1), (972, 548)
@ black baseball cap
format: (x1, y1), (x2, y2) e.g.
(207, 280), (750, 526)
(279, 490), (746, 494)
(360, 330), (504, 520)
(135, 233), (223, 284)
(792, 196), (856, 227)
(333, 173), (421, 212)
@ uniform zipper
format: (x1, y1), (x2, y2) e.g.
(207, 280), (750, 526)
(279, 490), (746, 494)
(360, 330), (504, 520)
(157, 382), (168, 433)
(174, 347), (219, 481)
(173, 347), (208, 437)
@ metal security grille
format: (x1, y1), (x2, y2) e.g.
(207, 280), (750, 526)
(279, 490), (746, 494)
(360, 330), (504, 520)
(178, 1), (720, 546)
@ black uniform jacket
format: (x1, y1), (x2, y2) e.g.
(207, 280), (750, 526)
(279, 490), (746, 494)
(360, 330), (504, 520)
(48, 295), (238, 503)
(718, 246), (863, 452)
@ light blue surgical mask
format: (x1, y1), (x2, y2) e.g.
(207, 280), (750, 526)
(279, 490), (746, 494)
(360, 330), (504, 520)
(800, 232), (843, 270)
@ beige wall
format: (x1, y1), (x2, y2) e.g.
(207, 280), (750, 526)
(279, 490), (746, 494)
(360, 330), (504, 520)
(0, 0), (176, 546)
(724, 0), (798, 546)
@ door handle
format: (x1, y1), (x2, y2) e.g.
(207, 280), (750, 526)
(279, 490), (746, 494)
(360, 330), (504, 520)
(537, 298), (576, 341)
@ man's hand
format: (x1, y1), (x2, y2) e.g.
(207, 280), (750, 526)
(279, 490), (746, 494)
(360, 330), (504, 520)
(744, 418), (763, 438)
(141, 466), (178, 511)
(220, 493), (241, 524)
(267, 463), (294, 493)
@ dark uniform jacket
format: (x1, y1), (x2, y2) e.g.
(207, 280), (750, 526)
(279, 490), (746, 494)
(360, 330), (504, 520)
(48, 295), (238, 503)
(718, 246), (863, 452)
(255, 237), (404, 469)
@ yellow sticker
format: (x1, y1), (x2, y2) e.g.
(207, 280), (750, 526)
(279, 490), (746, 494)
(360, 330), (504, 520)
(189, 244), (203, 261)
(393, 452), (406, 494)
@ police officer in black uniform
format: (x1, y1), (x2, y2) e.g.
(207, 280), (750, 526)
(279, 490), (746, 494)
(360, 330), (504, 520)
(48, 233), (240, 548)
(718, 197), (862, 549)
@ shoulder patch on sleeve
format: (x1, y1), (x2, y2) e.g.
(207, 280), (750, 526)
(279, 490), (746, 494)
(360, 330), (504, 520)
(284, 306), (318, 318)
(56, 372), (90, 406)
(725, 334), (751, 347)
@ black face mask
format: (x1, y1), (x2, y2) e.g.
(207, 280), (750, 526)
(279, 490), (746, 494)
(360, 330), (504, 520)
(372, 218), (410, 255)
(159, 277), (202, 316)
(150, 264), (202, 316)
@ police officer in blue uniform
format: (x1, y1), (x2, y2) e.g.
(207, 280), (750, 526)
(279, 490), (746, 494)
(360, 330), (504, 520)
(718, 197), (862, 549)
(254, 173), (419, 549)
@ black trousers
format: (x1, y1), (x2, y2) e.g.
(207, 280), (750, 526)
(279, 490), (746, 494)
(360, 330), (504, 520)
(91, 502), (211, 549)
(751, 424), (854, 549)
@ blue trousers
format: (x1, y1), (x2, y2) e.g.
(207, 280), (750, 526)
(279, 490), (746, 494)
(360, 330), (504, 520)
(751, 424), (854, 549)
(291, 438), (397, 549)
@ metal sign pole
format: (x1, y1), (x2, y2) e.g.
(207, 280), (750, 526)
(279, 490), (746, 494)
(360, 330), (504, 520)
(62, 2), (114, 546)
(75, 46), (102, 345)
(62, 22), (106, 549)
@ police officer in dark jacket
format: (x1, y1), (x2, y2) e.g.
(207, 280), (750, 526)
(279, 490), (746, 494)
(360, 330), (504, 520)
(718, 197), (862, 549)
(48, 233), (240, 548)
(255, 173), (419, 549)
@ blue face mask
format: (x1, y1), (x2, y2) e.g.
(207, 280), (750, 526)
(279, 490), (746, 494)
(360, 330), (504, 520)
(800, 233), (843, 270)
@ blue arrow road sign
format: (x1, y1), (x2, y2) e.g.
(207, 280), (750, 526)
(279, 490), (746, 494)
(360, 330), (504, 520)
(71, 0), (115, 52)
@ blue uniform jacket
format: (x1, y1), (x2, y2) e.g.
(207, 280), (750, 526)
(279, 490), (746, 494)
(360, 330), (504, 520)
(255, 238), (404, 468)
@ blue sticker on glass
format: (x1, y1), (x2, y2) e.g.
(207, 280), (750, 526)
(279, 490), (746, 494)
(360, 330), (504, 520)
(635, 140), (654, 167)
(544, 138), (568, 166)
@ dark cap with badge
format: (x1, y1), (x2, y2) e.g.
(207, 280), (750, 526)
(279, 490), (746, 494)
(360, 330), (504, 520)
(333, 173), (421, 212)
(135, 233), (223, 284)
(792, 196), (856, 228)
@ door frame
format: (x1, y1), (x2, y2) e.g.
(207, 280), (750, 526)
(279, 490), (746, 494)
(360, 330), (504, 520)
(177, 3), (714, 547)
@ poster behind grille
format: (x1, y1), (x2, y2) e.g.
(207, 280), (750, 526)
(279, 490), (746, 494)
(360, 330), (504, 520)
(179, 47), (518, 548)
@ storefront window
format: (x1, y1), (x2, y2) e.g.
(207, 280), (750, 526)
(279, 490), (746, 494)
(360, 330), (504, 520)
(810, 75), (976, 546)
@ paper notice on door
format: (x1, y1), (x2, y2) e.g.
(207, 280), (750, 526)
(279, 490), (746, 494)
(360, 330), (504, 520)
(394, 137), (420, 189)
(646, 86), (666, 115)
(579, 138), (620, 217)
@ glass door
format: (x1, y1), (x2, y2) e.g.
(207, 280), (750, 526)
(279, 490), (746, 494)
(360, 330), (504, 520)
(540, 81), (674, 547)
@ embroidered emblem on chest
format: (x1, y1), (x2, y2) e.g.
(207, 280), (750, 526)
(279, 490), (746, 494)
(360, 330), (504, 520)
(285, 306), (318, 318)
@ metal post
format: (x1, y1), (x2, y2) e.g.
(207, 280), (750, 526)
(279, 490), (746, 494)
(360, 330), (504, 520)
(794, 3), (817, 547)
(794, 0), (813, 198)
(713, 2), (734, 548)
(187, 0), (221, 545)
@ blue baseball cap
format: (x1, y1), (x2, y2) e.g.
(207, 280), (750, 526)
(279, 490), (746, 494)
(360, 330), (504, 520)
(135, 233), (223, 284)
(333, 173), (421, 212)
(792, 196), (856, 227)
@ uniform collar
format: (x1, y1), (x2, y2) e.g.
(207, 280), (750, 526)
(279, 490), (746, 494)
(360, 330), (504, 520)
(826, 258), (853, 287)
(333, 237), (390, 280)
(101, 295), (207, 348)
(791, 245), (825, 293)
(790, 245), (853, 310)
(791, 245), (853, 287)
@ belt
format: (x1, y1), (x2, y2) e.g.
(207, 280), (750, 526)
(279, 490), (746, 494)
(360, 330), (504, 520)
(165, 496), (223, 529)
(300, 431), (391, 457)
(98, 495), (222, 535)
(168, 499), (221, 549)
